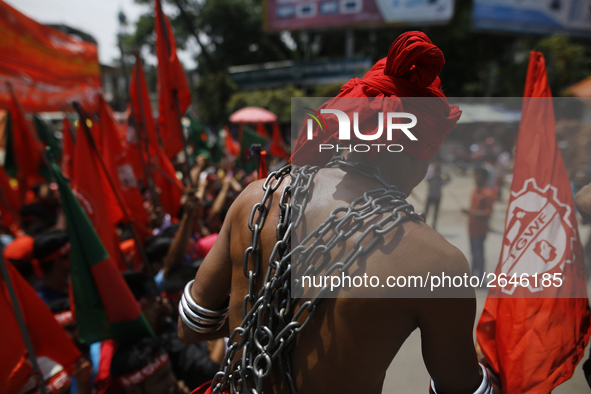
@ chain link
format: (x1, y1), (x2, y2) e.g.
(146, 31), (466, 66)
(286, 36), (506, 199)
(211, 157), (423, 394)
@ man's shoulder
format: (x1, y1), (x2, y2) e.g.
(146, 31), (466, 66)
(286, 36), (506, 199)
(402, 223), (471, 277)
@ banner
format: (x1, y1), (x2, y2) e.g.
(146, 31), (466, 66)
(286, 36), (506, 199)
(0, 1), (101, 112)
(265, 0), (455, 31)
(472, 0), (591, 38)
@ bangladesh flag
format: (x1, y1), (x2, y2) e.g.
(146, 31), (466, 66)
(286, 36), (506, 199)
(240, 127), (268, 173)
(52, 162), (154, 344)
(33, 115), (61, 160)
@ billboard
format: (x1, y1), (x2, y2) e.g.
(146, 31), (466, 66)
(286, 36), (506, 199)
(265, 0), (455, 31)
(472, 0), (591, 38)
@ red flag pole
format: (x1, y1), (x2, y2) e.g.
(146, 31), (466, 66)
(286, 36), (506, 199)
(0, 257), (47, 394)
(155, 0), (194, 188)
(132, 52), (162, 213)
(72, 102), (154, 275)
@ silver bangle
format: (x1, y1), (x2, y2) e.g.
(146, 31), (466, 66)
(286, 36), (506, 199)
(180, 280), (230, 334)
(430, 363), (493, 394)
(183, 280), (230, 317)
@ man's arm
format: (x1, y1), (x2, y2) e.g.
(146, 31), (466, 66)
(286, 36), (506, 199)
(417, 247), (496, 394)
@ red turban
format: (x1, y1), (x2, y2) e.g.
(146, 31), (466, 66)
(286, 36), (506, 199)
(292, 31), (461, 166)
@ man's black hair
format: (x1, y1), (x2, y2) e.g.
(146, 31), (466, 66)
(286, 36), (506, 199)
(122, 271), (157, 301)
(162, 264), (199, 294)
(33, 229), (69, 275)
(20, 204), (56, 235)
(111, 337), (167, 378)
(144, 236), (173, 264)
(160, 223), (179, 238)
(48, 298), (70, 314)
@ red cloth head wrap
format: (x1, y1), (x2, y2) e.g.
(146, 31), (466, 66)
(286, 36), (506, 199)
(292, 31), (461, 166)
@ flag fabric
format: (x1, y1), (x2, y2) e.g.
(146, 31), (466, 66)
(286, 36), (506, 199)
(240, 127), (268, 173)
(53, 162), (154, 345)
(224, 126), (240, 157)
(129, 58), (183, 218)
(0, 258), (81, 392)
(255, 122), (270, 139)
(33, 116), (61, 160)
(0, 1), (100, 112)
(72, 120), (127, 271)
(61, 116), (74, 179)
(154, 0), (191, 159)
(98, 96), (149, 234)
(269, 122), (288, 160)
(476, 51), (591, 393)
(6, 91), (45, 195)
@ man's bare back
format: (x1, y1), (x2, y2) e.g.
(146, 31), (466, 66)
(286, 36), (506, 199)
(180, 165), (485, 394)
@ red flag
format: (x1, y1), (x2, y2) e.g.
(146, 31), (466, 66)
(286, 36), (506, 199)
(224, 126), (240, 157)
(476, 52), (591, 393)
(258, 150), (268, 180)
(152, 147), (183, 218)
(98, 96), (149, 233)
(129, 59), (159, 150)
(61, 116), (74, 179)
(154, 0), (191, 159)
(1, 260), (80, 392)
(72, 121), (127, 271)
(270, 122), (288, 159)
(256, 122), (269, 139)
(7, 90), (44, 195)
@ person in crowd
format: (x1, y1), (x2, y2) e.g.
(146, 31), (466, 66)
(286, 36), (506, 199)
(123, 272), (224, 390)
(424, 159), (450, 231)
(110, 337), (189, 394)
(462, 168), (496, 279)
(33, 229), (70, 304)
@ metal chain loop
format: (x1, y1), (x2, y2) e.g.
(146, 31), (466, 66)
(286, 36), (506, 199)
(211, 157), (423, 394)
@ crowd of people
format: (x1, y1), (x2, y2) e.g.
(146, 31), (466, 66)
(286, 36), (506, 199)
(0, 147), (287, 394)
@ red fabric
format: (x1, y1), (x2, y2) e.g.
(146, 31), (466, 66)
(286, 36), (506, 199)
(95, 340), (122, 394)
(270, 122), (288, 159)
(72, 121), (127, 271)
(129, 59), (159, 150)
(258, 150), (268, 179)
(190, 380), (230, 394)
(194, 233), (218, 258)
(61, 116), (74, 180)
(476, 51), (591, 393)
(0, 164), (21, 232)
(152, 146), (183, 218)
(468, 187), (495, 237)
(154, 0), (191, 159)
(98, 96), (149, 234)
(3, 235), (34, 262)
(256, 122), (269, 139)
(90, 258), (141, 323)
(8, 90), (44, 194)
(0, 261), (80, 393)
(224, 126), (240, 156)
(0, 1), (100, 112)
(292, 31), (460, 166)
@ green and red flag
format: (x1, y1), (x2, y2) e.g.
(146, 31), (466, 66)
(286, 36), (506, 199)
(52, 162), (154, 344)
(154, 0), (191, 159)
(240, 127), (268, 173)
(72, 120), (127, 272)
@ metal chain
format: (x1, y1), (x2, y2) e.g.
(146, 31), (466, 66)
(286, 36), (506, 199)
(211, 157), (423, 394)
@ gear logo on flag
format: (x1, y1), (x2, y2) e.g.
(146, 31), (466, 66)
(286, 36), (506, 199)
(500, 178), (576, 294)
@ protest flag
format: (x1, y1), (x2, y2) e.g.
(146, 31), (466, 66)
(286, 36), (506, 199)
(154, 0), (192, 172)
(0, 256), (80, 393)
(71, 119), (128, 271)
(52, 162), (154, 344)
(270, 121), (288, 160)
(476, 51), (591, 393)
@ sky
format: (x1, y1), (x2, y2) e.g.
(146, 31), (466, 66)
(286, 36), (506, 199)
(5, 0), (197, 68)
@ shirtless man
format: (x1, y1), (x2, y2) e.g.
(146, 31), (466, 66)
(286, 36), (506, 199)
(179, 32), (500, 394)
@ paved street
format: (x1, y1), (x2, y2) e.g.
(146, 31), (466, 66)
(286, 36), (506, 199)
(381, 168), (591, 393)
